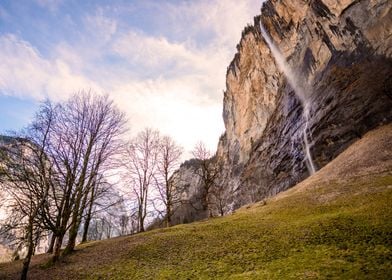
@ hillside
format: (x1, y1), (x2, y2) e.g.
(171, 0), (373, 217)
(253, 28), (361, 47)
(1, 124), (391, 279)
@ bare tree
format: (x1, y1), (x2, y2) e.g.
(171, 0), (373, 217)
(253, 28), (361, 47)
(209, 174), (229, 217)
(0, 91), (127, 275)
(115, 209), (138, 236)
(0, 102), (57, 280)
(154, 136), (183, 227)
(81, 175), (118, 243)
(118, 213), (134, 236)
(57, 92), (126, 256)
(191, 141), (220, 217)
(123, 128), (160, 232)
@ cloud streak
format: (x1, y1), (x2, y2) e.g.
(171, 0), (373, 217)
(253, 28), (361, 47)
(0, 0), (261, 154)
(0, 34), (101, 100)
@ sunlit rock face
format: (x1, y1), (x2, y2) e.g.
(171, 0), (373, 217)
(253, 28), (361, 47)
(173, 0), (392, 222)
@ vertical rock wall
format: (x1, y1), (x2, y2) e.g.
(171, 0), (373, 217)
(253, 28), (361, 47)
(172, 0), (392, 223)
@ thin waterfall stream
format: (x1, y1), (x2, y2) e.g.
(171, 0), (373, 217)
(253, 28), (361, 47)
(259, 23), (317, 174)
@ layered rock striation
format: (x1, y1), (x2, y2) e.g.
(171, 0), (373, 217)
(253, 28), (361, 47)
(172, 0), (392, 223)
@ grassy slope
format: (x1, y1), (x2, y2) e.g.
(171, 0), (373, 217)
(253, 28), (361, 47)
(1, 125), (391, 280)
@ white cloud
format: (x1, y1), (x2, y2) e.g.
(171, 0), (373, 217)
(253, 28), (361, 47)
(113, 31), (195, 69)
(84, 9), (118, 42)
(110, 78), (224, 153)
(152, 0), (260, 49)
(0, 34), (100, 101)
(111, 30), (228, 102)
(0, 0), (262, 155)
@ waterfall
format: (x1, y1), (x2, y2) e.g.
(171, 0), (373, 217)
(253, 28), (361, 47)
(303, 104), (316, 174)
(259, 23), (316, 175)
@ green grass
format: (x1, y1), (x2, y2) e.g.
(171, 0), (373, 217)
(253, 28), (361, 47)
(1, 174), (391, 279)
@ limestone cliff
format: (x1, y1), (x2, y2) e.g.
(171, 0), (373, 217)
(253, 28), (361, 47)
(172, 0), (392, 224)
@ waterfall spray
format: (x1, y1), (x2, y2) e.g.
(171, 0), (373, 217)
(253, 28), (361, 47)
(259, 23), (316, 175)
(303, 104), (316, 174)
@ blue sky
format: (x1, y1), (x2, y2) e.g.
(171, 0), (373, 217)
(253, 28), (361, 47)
(0, 0), (261, 154)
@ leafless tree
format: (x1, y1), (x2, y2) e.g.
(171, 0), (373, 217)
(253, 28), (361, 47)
(1, 92), (127, 268)
(123, 128), (160, 232)
(0, 102), (57, 280)
(118, 213), (137, 235)
(81, 176), (120, 243)
(82, 179), (137, 241)
(154, 136), (183, 227)
(51, 92), (127, 256)
(191, 141), (221, 217)
(209, 174), (229, 217)
(0, 91), (127, 278)
(114, 208), (138, 236)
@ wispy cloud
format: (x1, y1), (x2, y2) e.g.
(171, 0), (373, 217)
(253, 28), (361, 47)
(0, 0), (261, 153)
(157, 0), (260, 47)
(34, 0), (63, 12)
(84, 9), (117, 42)
(0, 34), (100, 100)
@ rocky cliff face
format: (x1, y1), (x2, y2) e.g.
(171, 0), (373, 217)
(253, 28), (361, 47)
(172, 0), (392, 223)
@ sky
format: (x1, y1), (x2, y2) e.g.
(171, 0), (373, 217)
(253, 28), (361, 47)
(0, 0), (261, 156)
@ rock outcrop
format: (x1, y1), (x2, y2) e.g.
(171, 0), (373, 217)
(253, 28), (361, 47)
(172, 0), (392, 224)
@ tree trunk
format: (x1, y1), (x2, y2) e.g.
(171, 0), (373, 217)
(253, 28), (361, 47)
(64, 185), (88, 254)
(64, 139), (95, 254)
(219, 205), (224, 217)
(139, 221), (145, 232)
(202, 189), (209, 212)
(21, 248), (33, 280)
(21, 226), (34, 280)
(63, 224), (78, 255)
(166, 204), (171, 227)
(139, 215), (145, 232)
(82, 186), (95, 243)
(47, 234), (56, 253)
(166, 179), (171, 228)
(81, 215), (91, 243)
(52, 233), (63, 262)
